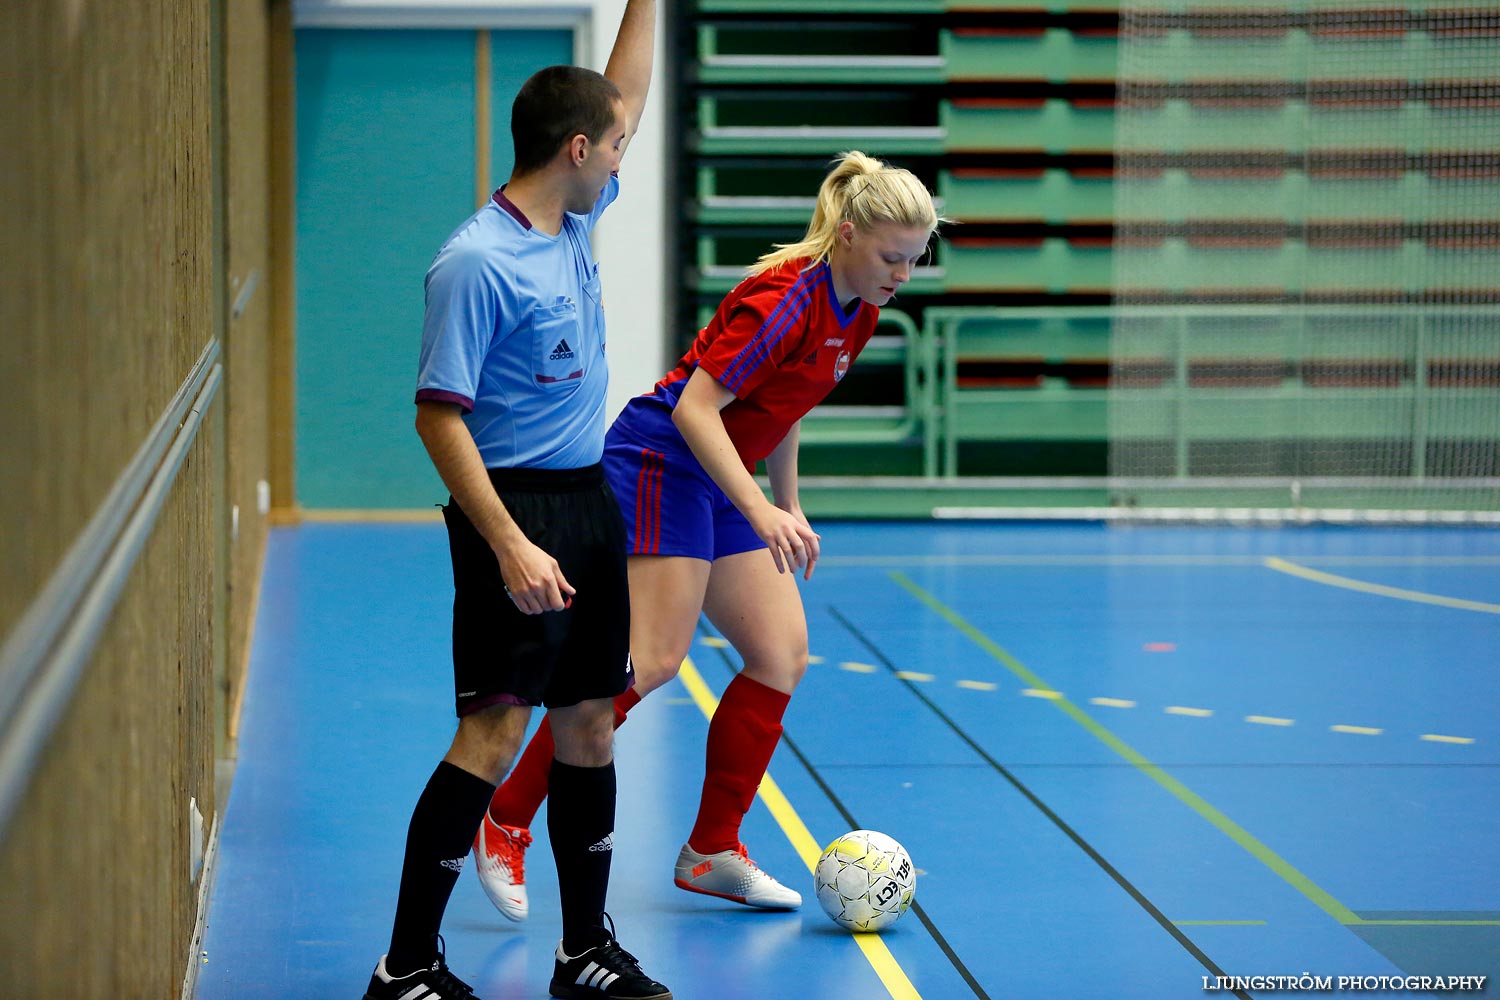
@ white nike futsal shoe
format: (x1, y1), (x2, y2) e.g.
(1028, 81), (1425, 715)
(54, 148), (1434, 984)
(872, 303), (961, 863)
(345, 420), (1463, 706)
(673, 842), (802, 909)
(473, 813), (532, 922)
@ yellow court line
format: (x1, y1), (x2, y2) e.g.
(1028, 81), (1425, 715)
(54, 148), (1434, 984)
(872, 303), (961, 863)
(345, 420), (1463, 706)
(890, 572), (1365, 928)
(1331, 725), (1384, 736)
(1165, 706), (1213, 718)
(675, 657), (923, 1000)
(1022, 688), (1064, 700)
(1091, 697), (1136, 709)
(1421, 734), (1476, 745)
(1264, 557), (1500, 614)
(1246, 716), (1295, 727)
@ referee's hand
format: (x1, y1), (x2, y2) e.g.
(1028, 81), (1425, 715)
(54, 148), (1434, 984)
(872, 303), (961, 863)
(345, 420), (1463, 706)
(494, 538), (576, 614)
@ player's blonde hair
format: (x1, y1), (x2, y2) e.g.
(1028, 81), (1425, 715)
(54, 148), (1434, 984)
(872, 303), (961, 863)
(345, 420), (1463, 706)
(748, 151), (944, 277)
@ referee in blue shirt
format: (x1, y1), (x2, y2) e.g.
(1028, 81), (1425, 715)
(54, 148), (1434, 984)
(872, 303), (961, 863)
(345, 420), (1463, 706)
(362, 3), (669, 998)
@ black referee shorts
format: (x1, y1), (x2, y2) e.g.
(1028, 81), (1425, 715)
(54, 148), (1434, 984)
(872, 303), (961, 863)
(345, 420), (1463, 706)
(441, 464), (633, 716)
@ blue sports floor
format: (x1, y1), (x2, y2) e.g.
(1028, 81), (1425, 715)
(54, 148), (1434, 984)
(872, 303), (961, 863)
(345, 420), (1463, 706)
(198, 522), (1500, 999)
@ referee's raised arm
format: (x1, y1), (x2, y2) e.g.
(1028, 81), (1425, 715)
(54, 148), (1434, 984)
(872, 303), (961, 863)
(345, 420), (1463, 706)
(603, 0), (655, 160)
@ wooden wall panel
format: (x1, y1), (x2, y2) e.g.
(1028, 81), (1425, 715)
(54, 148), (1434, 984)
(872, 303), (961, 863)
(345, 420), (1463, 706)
(269, 0), (298, 517)
(225, 0), (273, 731)
(0, 0), (234, 994)
(1, 2), (211, 630)
(0, 430), (217, 997)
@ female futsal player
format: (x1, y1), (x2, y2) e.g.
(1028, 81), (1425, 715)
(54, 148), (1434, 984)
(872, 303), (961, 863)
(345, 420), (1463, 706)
(473, 150), (944, 917)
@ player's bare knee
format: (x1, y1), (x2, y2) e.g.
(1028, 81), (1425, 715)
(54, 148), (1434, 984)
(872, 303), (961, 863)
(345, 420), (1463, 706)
(778, 649), (809, 688)
(773, 637), (810, 680)
(743, 644), (808, 692)
(631, 644), (691, 694)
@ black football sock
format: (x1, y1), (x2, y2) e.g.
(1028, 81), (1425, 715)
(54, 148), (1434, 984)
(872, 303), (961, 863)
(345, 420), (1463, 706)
(548, 758), (617, 954)
(386, 761), (496, 976)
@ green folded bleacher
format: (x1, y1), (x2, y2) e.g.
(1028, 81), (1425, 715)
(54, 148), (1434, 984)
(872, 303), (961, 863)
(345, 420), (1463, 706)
(930, 305), (1500, 479)
(677, 1), (1500, 513)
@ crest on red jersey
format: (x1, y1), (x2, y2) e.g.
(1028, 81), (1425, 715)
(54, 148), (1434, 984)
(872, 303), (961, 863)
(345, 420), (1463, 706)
(833, 349), (851, 382)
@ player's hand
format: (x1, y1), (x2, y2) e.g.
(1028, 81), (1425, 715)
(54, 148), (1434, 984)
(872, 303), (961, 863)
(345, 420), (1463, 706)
(785, 505), (821, 580)
(750, 503), (821, 579)
(493, 535), (576, 614)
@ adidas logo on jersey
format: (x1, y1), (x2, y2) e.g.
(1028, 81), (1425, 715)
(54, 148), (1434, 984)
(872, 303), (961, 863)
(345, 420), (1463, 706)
(587, 833), (614, 853)
(440, 855), (466, 873)
(549, 339), (575, 361)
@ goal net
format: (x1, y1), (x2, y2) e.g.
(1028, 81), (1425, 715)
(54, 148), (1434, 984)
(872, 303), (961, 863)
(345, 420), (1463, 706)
(1108, 1), (1500, 522)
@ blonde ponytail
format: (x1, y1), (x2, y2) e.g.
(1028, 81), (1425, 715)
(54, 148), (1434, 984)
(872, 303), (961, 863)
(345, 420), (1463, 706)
(748, 151), (944, 277)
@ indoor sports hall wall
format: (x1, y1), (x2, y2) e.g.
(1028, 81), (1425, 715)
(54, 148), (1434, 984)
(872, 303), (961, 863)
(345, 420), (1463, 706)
(225, 0), (278, 700)
(290, 2), (669, 511)
(0, 1), (282, 995)
(292, 25), (572, 509)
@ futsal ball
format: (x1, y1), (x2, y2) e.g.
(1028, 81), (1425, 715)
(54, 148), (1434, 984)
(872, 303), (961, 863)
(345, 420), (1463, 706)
(814, 830), (916, 933)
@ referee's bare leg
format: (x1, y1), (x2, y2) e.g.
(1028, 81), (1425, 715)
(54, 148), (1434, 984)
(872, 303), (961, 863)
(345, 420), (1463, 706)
(447, 704), (532, 784)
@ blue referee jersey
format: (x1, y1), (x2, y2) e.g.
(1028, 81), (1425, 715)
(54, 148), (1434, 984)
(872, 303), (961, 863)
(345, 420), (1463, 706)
(415, 175), (620, 469)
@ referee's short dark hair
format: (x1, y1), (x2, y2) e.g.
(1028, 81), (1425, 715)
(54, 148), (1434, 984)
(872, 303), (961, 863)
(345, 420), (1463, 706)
(511, 65), (623, 176)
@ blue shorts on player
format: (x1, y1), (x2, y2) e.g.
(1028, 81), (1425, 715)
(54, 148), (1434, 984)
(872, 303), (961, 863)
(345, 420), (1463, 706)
(602, 402), (763, 562)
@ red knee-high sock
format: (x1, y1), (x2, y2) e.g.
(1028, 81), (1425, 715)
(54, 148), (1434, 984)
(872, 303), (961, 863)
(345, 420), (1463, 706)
(489, 686), (642, 828)
(688, 673), (791, 856)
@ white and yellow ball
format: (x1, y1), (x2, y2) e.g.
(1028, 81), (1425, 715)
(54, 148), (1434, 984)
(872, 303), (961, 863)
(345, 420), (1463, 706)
(813, 830), (916, 933)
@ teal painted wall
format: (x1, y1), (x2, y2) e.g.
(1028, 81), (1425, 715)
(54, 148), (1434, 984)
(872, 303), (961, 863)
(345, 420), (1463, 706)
(488, 35), (575, 193)
(295, 28), (573, 508)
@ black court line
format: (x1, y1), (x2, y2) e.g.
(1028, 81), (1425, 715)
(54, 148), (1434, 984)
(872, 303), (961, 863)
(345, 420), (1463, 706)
(825, 605), (1255, 1000)
(696, 620), (993, 1000)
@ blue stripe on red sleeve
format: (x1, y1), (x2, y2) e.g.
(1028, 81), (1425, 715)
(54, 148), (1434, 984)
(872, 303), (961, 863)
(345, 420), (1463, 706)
(721, 269), (816, 392)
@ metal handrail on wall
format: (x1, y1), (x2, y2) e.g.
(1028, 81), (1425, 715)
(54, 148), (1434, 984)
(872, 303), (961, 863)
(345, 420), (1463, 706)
(0, 340), (223, 838)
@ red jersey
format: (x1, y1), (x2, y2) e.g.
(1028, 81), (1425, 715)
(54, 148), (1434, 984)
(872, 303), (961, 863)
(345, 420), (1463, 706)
(634, 259), (878, 469)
